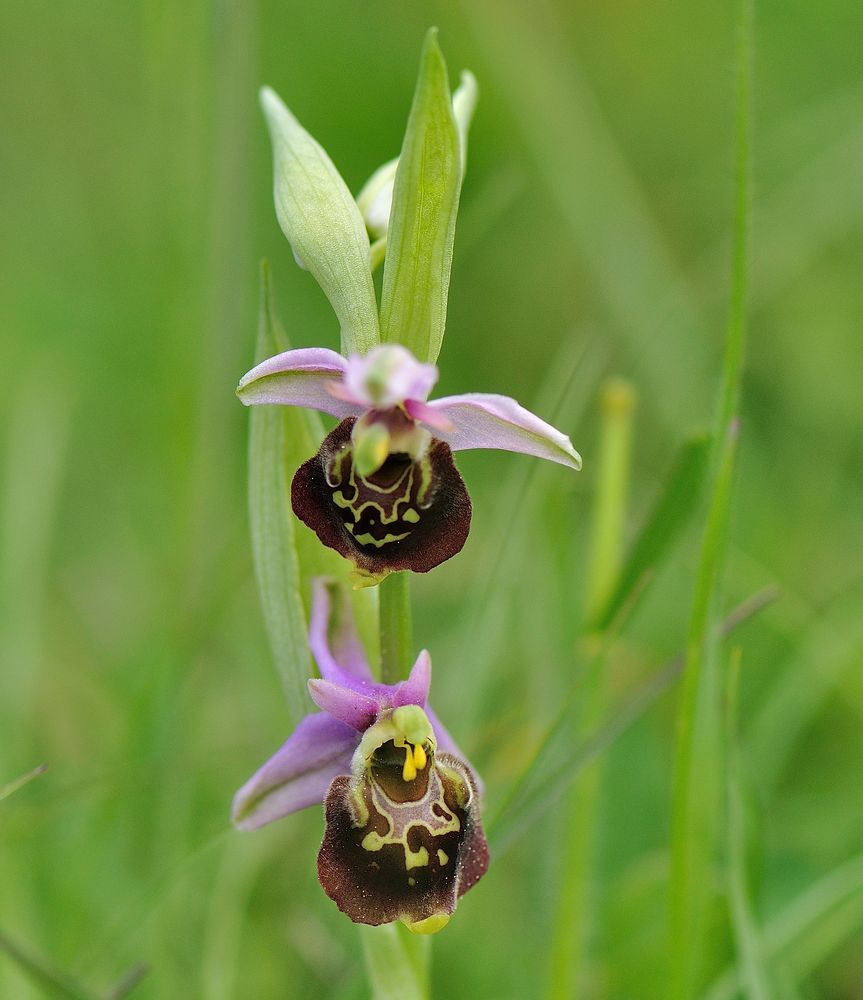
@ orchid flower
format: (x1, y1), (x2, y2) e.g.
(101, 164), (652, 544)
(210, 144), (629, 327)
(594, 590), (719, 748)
(237, 343), (582, 580)
(232, 579), (489, 934)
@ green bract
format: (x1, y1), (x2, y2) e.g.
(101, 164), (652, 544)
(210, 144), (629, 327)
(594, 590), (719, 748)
(260, 29), (477, 367)
(259, 87), (380, 357)
(380, 29), (463, 365)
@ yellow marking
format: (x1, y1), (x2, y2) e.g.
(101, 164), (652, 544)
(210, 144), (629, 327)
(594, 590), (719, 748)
(437, 849), (449, 866)
(403, 508), (420, 523)
(405, 846), (429, 871)
(402, 746), (417, 782)
(408, 877), (416, 887)
(413, 743), (427, 771)
(404, 914), (449, 935)
(362, 831), (386, 852)
(352, 530), (410, 548)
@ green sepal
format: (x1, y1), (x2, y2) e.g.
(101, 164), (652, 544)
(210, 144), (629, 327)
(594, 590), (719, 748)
(259, 88), (380, 356)
(379, 29), (461, 365)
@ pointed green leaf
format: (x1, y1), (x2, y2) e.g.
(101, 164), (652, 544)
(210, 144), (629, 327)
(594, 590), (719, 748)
(248, 262), (313, 723)
(380, 29), (461, 364)
(259, 87), (380, 356)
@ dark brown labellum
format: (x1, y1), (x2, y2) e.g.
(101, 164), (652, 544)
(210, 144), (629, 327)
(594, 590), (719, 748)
(317, 750), (489, 928)
(292, 417), (472, 575)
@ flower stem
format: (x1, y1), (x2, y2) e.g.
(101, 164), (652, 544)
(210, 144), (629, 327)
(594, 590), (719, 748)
(379, 571), (413, 683)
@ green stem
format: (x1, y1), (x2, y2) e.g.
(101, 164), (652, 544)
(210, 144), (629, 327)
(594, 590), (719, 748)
(547, 378), (635, 1000)
(379, 572), (413, 684)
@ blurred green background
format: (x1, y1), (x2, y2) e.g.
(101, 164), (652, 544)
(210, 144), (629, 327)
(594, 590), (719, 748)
(2, 0), (862, 997)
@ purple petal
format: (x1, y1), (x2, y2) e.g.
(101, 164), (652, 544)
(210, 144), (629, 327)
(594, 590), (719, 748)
(308, 679), (381, 731)
(309, 578), (375, 684)
(341, 346), (439, 409)
(232, 713), (359, 831)
(404, 398), (455, 432)
(236, 348), (361, 418)
(392, 650), (432, 708)
(425, 394), (582, 470)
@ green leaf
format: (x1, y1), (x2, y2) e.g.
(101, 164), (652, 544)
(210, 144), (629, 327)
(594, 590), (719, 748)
(247, 262), (313, 723)
(259, 87), (380, 356)
(589, 430), (712, 633)
(360, 924), (430, 1000)
(380, 29), (461, 364)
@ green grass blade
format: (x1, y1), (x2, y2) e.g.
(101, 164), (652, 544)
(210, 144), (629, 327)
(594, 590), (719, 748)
(706, 852), (863, 1000)
(725, 653), (776, 1000)
(589, 431), (712, 634)
(380, 28), (461, 364)
(360, 924), (430, 1000)
(489, 588), (777, 856)
(0, 765), (46, 804)
(247, 262), (313, 723)
(668, 0), (753, 993)
(0, 931), (97, 1000)
(547, 378), (635, 1000)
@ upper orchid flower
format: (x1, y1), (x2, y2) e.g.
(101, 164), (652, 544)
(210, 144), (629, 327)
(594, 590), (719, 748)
(232, 579), (489, 933)
(237, 343), (582, 580)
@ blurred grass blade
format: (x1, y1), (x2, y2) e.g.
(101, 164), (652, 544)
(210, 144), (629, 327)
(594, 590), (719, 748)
(0, 764), (46, 804)
(589, 431), (712, 634)
(669, 0), (752, 993)
(360, 924), (429, 1000)
(548, 378), (635, 999)
(706, 851), (863, 1000)
(380, 28), (461, 364)
(259, 87), (380, 356)
(248, 262), (313, 723)
(0, 930), (97, 1000)
(669, 420), (740, 999)
(725, 652), (775, 1000)
(489, 588), (776, 856)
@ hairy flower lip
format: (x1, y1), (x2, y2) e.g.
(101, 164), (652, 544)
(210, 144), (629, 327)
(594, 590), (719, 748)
(291, 417), (471, 579)
(231, 578), (488, 931)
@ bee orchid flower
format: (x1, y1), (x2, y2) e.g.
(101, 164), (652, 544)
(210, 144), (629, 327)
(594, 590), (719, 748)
(237, 343), (582, 579)
(232, 579), (489, 933)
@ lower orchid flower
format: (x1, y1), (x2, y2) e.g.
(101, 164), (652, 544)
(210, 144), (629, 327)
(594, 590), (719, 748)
(237, 343), (582, 580)
(232, 579), (489, 933)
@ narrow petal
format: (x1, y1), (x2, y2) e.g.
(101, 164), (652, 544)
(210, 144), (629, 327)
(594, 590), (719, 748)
(237, 348), (361, 418)
(308, 679), (380, 731)
(403, 397), (455, 432)
(392, 650), (432, 708)
(309, 578), (375, 684)
(426, 393), (582, 470)
(232, 713), (358, 831)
